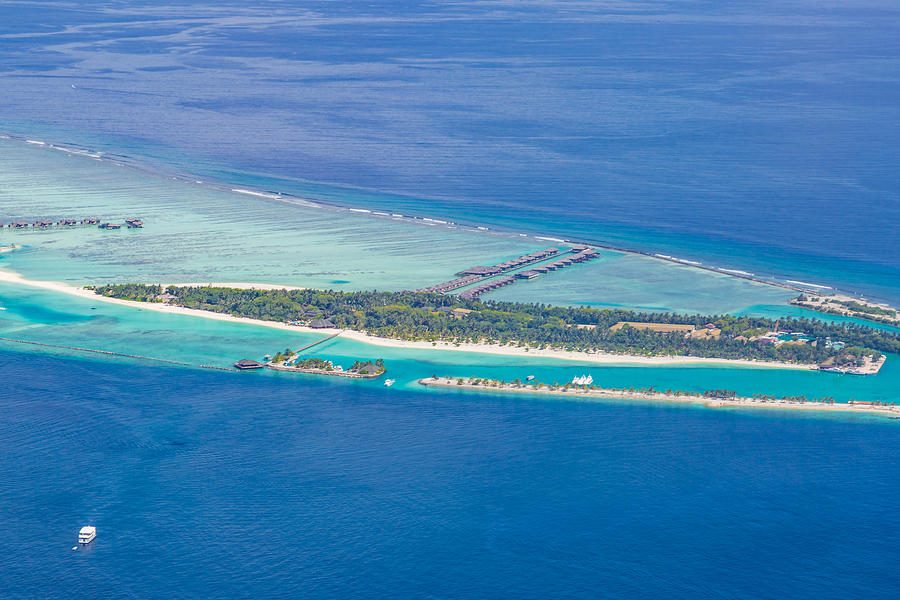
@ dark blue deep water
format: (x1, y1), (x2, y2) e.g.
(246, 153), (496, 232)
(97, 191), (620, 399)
(3, 351), (900, 599)
(1, 1), (900, 301)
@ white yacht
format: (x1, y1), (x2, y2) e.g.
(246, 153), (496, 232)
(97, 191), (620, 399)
(384, 379), (395, 387)
(526, 375), (535, 381)
(78, 526), (96, 545)
(571, 374), (593, 386)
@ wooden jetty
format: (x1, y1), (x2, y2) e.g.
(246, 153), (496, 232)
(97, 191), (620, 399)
(293, 330), (344, 354)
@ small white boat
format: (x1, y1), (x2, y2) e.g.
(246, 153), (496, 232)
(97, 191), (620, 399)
(78, 526), (96, 545)
(526, 375), (535, 381)
(383, 379), (395, 387)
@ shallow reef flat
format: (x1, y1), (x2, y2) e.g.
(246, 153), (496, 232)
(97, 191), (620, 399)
(1, 138), (793, 315)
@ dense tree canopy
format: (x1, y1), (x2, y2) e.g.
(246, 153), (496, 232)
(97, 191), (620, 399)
(90, 284), (899, 364)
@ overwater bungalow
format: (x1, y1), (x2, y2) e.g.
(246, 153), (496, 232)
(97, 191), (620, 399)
(458, 265), (504, 277)
(234, 359), (264, 370)
(82, 218), (100, 225)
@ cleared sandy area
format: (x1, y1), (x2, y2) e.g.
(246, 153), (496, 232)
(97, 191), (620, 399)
(792, 293), (900, 325)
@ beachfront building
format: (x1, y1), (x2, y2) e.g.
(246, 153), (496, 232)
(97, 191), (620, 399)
(308, 318), (335, 329)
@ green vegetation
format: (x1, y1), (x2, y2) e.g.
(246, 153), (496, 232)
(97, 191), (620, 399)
(92, 284), (900, 365)
(87, 283), (162, 303)
(269, 351), (386, 375)
(441, 376), (874, 405)
(292, 357), (331, 369)
(836, 300), (897, 318)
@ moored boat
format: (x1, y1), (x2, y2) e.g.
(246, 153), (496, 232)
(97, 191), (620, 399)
(78, 526), (96, 544)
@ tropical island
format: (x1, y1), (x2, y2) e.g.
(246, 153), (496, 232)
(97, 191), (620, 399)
(87, 284), (898, 373)
(266, 352), (385, 378)
(419, 376), (900, 417)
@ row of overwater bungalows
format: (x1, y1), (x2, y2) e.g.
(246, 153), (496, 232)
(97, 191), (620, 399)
(2, 217), (142, 229)
(456, 247), (560, 277)
(459, 248), (600, 300)
(417, 246), (600, 300)
(416, 248), (561, 293)
(458, 275), (516, 301)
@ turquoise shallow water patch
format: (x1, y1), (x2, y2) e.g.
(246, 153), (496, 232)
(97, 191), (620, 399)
(0, 280), (897, 406)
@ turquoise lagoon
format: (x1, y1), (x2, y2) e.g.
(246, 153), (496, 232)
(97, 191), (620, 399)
(1, 281), (897, 409)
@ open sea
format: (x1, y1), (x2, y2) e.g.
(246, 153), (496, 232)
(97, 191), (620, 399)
(2, 1), (900, 597)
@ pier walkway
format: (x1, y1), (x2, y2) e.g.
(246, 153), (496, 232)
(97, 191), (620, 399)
(292, 330), (343, 355)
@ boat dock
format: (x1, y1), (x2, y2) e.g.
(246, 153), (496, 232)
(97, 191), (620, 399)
(417, 246), (600, 301)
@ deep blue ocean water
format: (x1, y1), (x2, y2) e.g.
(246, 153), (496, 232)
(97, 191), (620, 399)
(3, 2), (900, 597)
(4, 350), (900, 600)
(1, 0), (900, 302)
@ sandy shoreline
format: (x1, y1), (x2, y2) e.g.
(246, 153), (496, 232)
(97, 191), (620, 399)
(420, 377), (900, 417)
(0, 268), (823, 370)
(792, 293), (900, 327)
